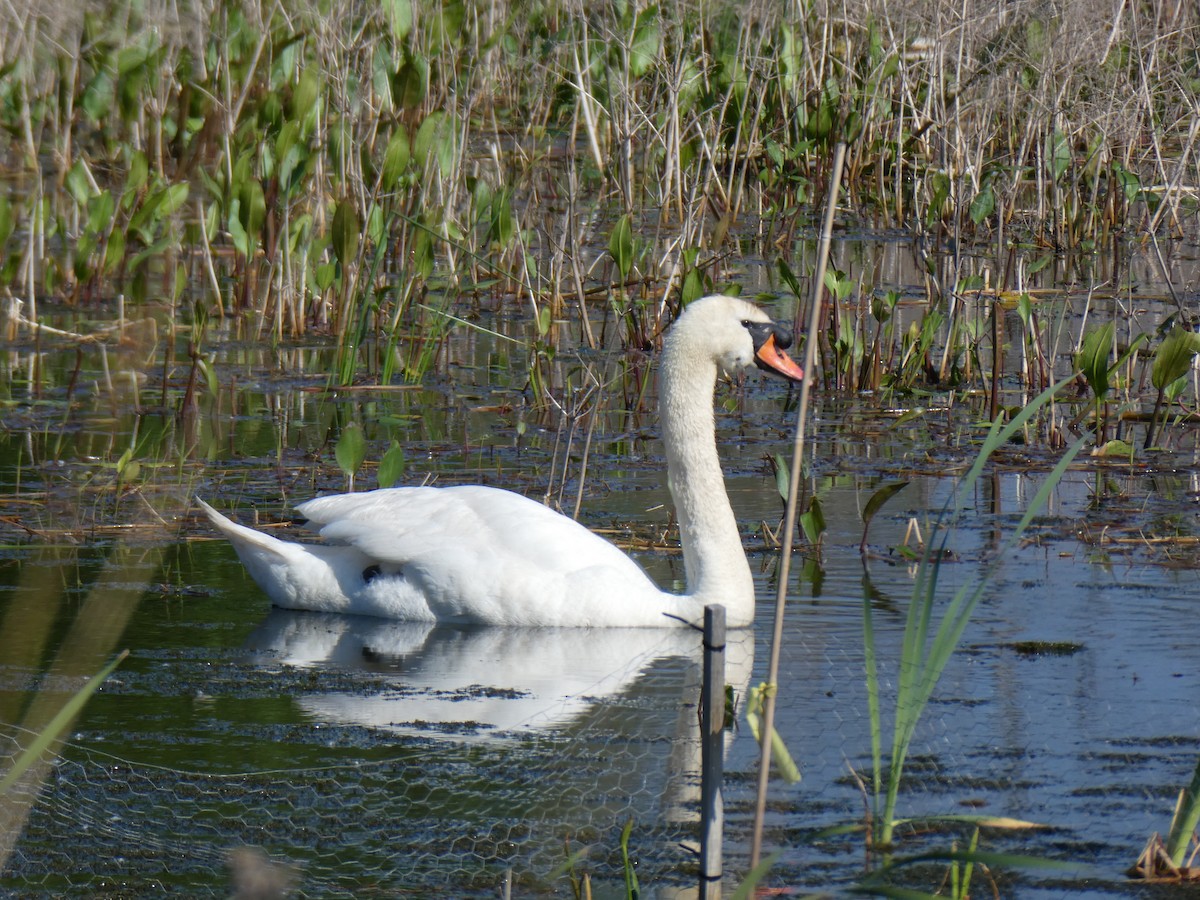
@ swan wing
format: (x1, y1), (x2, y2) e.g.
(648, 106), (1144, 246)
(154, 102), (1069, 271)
(295, 486), (667, 625)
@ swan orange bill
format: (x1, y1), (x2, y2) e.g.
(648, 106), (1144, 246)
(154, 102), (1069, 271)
(754, 333), (805, 383)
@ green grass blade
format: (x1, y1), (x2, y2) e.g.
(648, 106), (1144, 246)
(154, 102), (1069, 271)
(0, 650), (128, 795)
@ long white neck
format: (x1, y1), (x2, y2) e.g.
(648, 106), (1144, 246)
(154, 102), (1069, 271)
(658, 327), (755, 626)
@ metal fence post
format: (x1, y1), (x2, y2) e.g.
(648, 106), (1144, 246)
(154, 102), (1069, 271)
(700, 603), (726, 899)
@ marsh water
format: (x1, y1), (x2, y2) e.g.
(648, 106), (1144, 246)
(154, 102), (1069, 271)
(1, 242), (1200, 898)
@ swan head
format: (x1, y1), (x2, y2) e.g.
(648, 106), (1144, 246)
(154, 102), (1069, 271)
(669, 295), (805, 383)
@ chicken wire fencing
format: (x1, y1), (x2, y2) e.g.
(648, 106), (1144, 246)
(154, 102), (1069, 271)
(2, 588), (1177, 898)
(0, 610), (902, 898)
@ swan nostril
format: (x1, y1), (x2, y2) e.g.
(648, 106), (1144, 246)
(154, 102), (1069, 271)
(363, 564), (382, 583)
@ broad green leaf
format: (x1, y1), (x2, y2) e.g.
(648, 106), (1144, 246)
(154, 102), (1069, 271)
(84, 191), (115, 237)
(1016, 291), (1033, 329)
(799, 494), (825, 545)
(487, 189), (515, 247)
(777, 257), (803, 299)
(969, 182), (995, 225)
(862, 481), (908, 535)
(102, 228), (125, 275)
(331, 200), (360, 268)
(381, 128), (410, 190)
(335, 423), (366, 482)
(1077, 322), (1114, 400)
(413, 110), (456, 178)
(120, 152), (149, 211)
(609, 214), (634, 278)
(1046, 127), (1071, 181)
(1151, 327), (1200, 391)
(275, 121), (307, 194)
(1111, 161), (1141, 202)
(65, 159), (95, 205)
(772, 451), (789, 502)
(1094, 439), (1135, 459)
(290, 67), (321, 133)
(629, 8), (661, 77)
(824, 267), (853, 301)
(234, 178), (266, 259)
(377, 442), (407, 489)
(392, 53), (428, 109)
(384, 0), (412, 40)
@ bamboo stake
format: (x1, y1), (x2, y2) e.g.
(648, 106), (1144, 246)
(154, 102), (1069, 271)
(748, 141), (846, 869)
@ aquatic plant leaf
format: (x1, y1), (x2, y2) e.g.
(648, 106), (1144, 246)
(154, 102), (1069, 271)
(969, 183), (994, 225)
(275, 121), (308, 194)
(0, 651), (128, 795)
(1027, 253), (1053, 275)
(383, 0), (412, 41)
(392, 53), (428, 109)
(1093, 439), (1134, 459)
(381, 128), (411, 191)
(1077, 322), (1114, 399)
(85, 191), (115, 237)
(102, 228), (125, 276)
(1015, 291), (1033, 330)
(65, 159), (95, 205)
(776, 257), (803, 300)
(331, 200), (360, 268)
(1046, 127), (1071, 181)
(1112, 161), (1141, 202)
(377, 442), (406, 489)
(1151, 327), (1200, 392)
(629, 7), (661, 77)
(290, 67), (321, 134)
(771, 451), (789, 502)
(746, 683), (801, 783)
(487, 189), (515, 247)
(335, 423), (366, 484)
(823, 267), (853, 301)
(799, 495), (825, 545)
(609, 214), (634, 279)
(233, 178), (266, 258)
(1166, 755), (1200, 865)
(926, 171), (951, 226)
(413, 110), (456, 177)
(861, 481), (908, 547)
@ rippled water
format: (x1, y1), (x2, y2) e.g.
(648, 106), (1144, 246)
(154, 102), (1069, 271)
(2, 241), (1200, 895)
(2, 426), (1198, 896)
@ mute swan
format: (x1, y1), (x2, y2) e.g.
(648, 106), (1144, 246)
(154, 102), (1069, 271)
(199, 294), (804, 628)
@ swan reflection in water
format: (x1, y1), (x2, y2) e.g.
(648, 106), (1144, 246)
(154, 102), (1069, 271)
(243, 610), (756, 892)
(244, 609), (754, 741)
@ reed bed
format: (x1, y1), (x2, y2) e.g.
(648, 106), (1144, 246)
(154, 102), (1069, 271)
(1, 0), (1196, 389)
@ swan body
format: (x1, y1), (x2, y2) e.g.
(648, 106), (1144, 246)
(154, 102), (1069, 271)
(200, 294), (804, 628)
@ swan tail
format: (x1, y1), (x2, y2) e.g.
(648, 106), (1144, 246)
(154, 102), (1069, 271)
(196, 498), (294, 561)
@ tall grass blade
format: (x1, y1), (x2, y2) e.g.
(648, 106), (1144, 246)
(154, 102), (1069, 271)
(0, 650), (128, 795)
(872, 379), (1084, 847)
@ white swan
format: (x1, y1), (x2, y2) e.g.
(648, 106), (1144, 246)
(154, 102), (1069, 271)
(199, 294), (804, 627)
